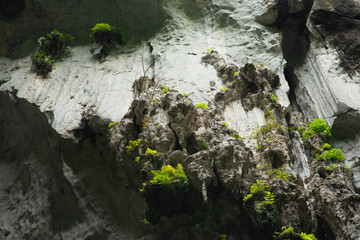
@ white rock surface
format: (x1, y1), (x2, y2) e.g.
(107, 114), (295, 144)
(293, 41), (360, 124)
(224, 100), (265, 139)
(0, 0), (287, 137)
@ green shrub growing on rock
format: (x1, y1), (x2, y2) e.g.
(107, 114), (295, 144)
(273, 226), (317, 240)
(39, 29), (75, 59)
(302, 119), (331, 141)
(150, 164), (189, 188)
(90, 23), (123, 57)
(126, 139), (141, 153)
(256, 164), (290, 181)
(196, 103), (209, 109)
(31, 29), (74, 75)
(31, 50), (54, 75)
(325, 164), (339, 172)
(316, 148), (344, 162)
(145, 148), (157, 157)
(243, 180), (269, 203)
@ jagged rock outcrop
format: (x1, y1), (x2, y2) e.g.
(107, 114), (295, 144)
(1, 0), (360, 239)
(105, 60), (360, 239)
(0, 91), (83, 239)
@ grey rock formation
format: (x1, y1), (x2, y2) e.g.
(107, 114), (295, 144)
(1, 0), (360, 239)
(0, 91), (83, 239)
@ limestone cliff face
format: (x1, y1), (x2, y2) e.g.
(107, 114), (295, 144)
(1, 0), (360, 239)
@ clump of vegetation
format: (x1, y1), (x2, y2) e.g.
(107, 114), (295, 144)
(273, 226), (317, 240)
(219, 234), (227, 240)
(196, 135), (209, 149)
(150, 164), (189, 188)
(243, 180), (277, 226)
(257, 164), (290, 181)
(196, 103), (209, 109)
(126, 139), (141, 153)
(160, 85), (170, 94)
(233, 72), (239, 75)
(231, 133), (241, 139)
(270, 93), (277, 103)
(323, 143), (331, 150)
(32, 29), (75, 75)
(90, 23), (123, 57)
(108, 121), (119, 128)
(325, 164), (339, 172)
(251, 111), (284, 146)
(31, 50), (54, 75)
(39, 29), (75, 59)
(221, 87), (228, 91)
(316, 148), (344, 162)
(243, 180), (271, 204)
(142, 117), (148, 130)
(141, 218), (150, 225)
(222, 121), (229, 127)
(206, 47), (214, 53)
(256, 191), (275, 212)
(145, 148), (157, 160)
(302, 119), (331, 141)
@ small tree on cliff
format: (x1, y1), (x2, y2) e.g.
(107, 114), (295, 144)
(90, 23), (124, 59)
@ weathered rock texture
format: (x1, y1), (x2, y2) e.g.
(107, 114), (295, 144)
(1, 0), (360, 239)
(0, 91), (83, 239)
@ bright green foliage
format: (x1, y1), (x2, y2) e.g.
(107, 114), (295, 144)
(233, 72), (239, 75)
(219, 234), (227, 240)
(250, 180), (269, 193)
(323, 143), (331, 150)
(134, 157), (140, 163)
(90, 23), (123, 56)
(221, 87), (228, 91)
(316, 148), (344, 162)
(254, 145), (262, 150)
(182, 92), (189, 97)
(243, 180), (269, 204)
(32, 29), (75, 75)
(270, 93), (277, 103)
(273, 226), (317, 240)
(206, 47), (214, 53)
(150, 164), (189, 187)
(31, 50), (54, 75)
(244, 180), (275, 214)
(126, 139), (141, 153)
(325, 164), (339, 172)
(108, 121), (119, 128)
(231, 133), (242, 139)
(39, 29), (75, 59)
(46, 29), (75, 43)
(302, 119), (332, 141)
(90, 23), (112, 39)
(161, 87), (170, 94)
(196, 103), (209, 109)
(257, 164), (290, 181)
(142, 218), (150, 225)
(222, 121), (229, 127)
(145, 148), (157, 157)
(298, 126), (305, 132)
(32, 50), (54, 64)
(256, 191), (275, 212)
(300, 232), (318, 240)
